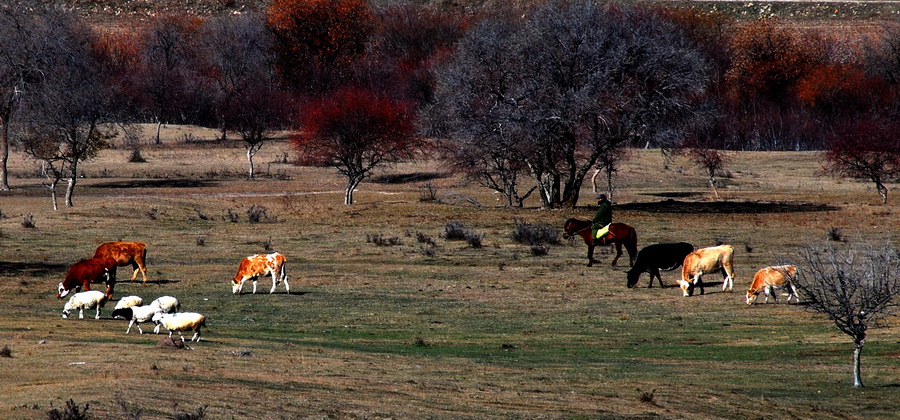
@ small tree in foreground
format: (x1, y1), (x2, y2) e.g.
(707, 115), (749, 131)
(682, 144), (730, 200)
(293, 88), (420, 204)
(794, 244), (900, 387)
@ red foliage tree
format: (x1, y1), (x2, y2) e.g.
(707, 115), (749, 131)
(267, 0), (374, 95)
(293, 88), (421, 204)
(726, 18), (827, 106)
(824, 118), (900, 204)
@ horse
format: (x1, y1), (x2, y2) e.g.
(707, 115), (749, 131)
(562, 218), (638, 267)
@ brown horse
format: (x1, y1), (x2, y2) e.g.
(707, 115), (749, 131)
(563, 218), (638, 267)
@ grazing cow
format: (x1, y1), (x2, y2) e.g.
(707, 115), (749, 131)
(679, 245), (735, 297)
(58, 258), (118, 299)
(93, 241), (148, 284)
(626, 242), (694, 288)
(746, 265), (799, 305)
(231, 252), (288, 295)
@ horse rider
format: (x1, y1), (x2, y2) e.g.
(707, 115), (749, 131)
(591, 193), (612, 241)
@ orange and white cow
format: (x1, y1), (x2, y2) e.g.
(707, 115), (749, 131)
(746, 265), (799, 305)
(93, 241), (149, 284)
(231, 252), (288, 295)
(680, 245), (735, 297)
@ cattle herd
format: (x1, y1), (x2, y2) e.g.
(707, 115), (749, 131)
(57, 241), (288, 344)
(625, 240), (799, 304)
(58, 232), (800, 345)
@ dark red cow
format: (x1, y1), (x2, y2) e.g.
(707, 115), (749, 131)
(57, 258), (118, 299)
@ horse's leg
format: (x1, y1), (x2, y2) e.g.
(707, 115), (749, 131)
(587, 244), (595, 267)
(610, 242), (622, 267)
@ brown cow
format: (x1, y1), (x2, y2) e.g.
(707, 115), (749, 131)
(746, 265), (799, 305)
(231, 252), (288, 295)
(58, 257), (118, 299)
(93, 241), (148, 284)
(679, 245), (735, 297)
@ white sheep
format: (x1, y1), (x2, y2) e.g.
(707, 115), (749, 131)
(114, 295), (143, 311)
(111, 305), (162, 334)
(149, 296), (180, 314)
(62, 290), (108, 319)
(152, 312), (206, 342)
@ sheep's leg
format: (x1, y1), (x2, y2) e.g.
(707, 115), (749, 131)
(191, 331), (200, 342)
(136, 323), (144, 334)
(153, 324), (161, 334)
(79, 309), (84, 319)
(95, 308), (101, 320)
(126, 320), (134, 334)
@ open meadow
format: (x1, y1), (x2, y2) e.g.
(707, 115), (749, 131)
(1, 126), (898, 419)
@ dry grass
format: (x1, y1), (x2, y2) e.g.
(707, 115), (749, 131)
(1, 125), (898, 419)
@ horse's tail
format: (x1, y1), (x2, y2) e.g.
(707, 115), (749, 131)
(625, 226), (639, 258)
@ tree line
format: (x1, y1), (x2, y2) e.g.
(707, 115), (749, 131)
(1, 0), (899, 207)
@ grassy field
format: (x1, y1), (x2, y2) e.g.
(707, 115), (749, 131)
(0, 126), (898, 419)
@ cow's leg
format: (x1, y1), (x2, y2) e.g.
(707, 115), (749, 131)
(787, 283), (799, 303)
(252, 278), (258, 294)
(693, 274), (704, 296)
(270, 270), (279, 293)
(136, 322), (144, 334)
(722, 267), (734, 292)
(650, 269), (662, 288)
(126, 320), (135, 334)
(95, 307), (101, 319)
(763, 286), (771, 303)
(79, 308), (85, 319)
(283, 274), (290, 294)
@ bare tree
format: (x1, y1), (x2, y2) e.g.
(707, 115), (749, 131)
(17, 5), (116, 208)
(823, 118), (900, 205)
(0, 0), (74, 191)
(794, 244), (900, 387)
(683, 146), (730, 200)
(427, 2), (709, 208)
(200, 13), (292, 180)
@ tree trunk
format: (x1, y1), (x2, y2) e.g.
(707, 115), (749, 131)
(853, 341), (864, 387)
(708, 177), (720, 200)
(49, 180), (59, 211)
(0, 117), (9, 191)
(65, 177), (76, 207)
(345, 176), (363, 205)
(876, 182), (887, 205)
(155, 119), (162, 145)
(247, 148), (255, 180)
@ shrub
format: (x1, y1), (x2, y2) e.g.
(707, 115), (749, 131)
(21, 214), (35, 228)
(511, 219), (560, 245)
(415, 231), (436, 246)
(419, 182), (438, 202)
(171, 403), (207, 420)
(827, 227), (844, 242)
(128, 148), (146, 163)
(196, 236), (206, 246)
(47, 399), (90, 420)
(638, 388), (657, 405)
(366, 233), (401, 246)
(530, 244), (549, 256)
(262, 236), (273, 252)
(465, 231), (484, 248)
(247, 205), (277, 223)
(0, 345), (11, 357)
(441, 221), (469, 241)
(419, 245), (436, 257)
(224, 209), (240, 223)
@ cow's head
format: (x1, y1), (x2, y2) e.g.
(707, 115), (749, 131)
(626, 269), (641, 288)
(58, 282), (69, 298)
(745, 289), (760, 305)
(232, 277), (244, 295)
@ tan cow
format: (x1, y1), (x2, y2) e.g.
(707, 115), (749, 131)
(746, 265), (799, 305)
(93, 241), (149, 284)
(679, 245), (735, 297)
(232, 252), (288, 295)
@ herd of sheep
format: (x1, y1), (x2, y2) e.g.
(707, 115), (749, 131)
(61, 291), (206, 342)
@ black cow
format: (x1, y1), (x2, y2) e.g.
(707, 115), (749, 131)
(626, 242), (694, 288)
